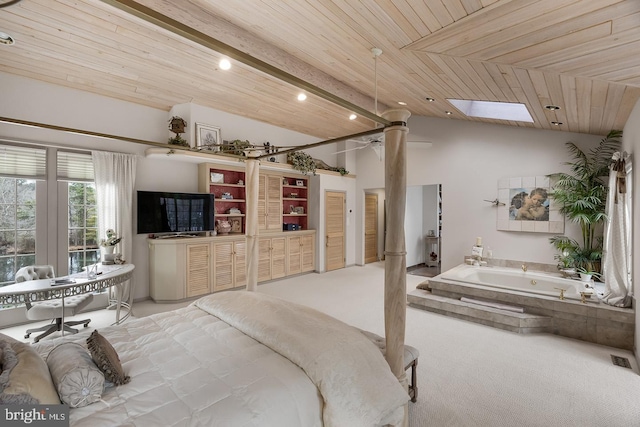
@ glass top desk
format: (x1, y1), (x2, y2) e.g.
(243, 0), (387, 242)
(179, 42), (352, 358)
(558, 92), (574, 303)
(0, 264), (135, 326)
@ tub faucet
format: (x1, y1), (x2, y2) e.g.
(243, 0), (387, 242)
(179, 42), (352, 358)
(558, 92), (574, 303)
(554, 288), (566, 300)
(521, 264), (528, 272)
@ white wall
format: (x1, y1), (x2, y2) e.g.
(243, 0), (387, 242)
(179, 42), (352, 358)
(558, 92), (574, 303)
(405, 186), (424, 267)
(621, 99), (639, 364)
(422, 185), (439, 239)
(355, 115), (602, 271)
(0, 72), (333, 302)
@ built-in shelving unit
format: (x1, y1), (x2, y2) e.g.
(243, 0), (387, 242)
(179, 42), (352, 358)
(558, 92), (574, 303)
(198, 165), (246, 234)
(282, 176), (308, 231)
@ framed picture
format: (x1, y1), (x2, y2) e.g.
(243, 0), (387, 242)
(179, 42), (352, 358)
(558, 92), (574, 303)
(195, 123), (221, 151)
(229, 216), (242, 233)
(210, 172), (224, 183)
(295, 179), (304, 186)
(496, 176), (564, 233)
(293, 206), (305, 214)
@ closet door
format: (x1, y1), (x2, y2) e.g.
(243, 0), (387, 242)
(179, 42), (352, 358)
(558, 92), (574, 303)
(325, 191), (345, 271)
(364, 193), (378, 263)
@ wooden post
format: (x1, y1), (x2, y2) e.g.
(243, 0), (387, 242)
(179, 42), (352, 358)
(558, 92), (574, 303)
(382, 109), (411, 425)
(245, 151), (260, 291)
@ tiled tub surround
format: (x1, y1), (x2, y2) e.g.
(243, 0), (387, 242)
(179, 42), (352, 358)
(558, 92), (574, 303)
(408, 263), (634, 350)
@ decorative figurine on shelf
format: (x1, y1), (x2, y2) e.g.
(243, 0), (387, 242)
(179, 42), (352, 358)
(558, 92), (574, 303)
(168, 116), (189, 147)
(100, 228), (122, 265)
(216, 220), (232, 235)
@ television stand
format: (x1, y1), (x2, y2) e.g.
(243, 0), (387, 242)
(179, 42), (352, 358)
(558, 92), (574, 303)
(155, 233), (202, 239)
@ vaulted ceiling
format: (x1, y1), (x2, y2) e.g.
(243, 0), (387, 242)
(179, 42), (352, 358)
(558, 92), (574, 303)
(1, 0), (639, 140)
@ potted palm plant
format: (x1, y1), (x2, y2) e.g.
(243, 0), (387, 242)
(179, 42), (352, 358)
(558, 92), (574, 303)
(548, 130), (621, 275)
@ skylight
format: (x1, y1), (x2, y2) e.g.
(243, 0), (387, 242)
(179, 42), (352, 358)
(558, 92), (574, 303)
(446, 99), (533, 123)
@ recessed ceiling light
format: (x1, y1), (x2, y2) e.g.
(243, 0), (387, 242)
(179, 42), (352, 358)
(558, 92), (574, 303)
(545, 105), (561, 111)
(219, 58), (231, 70)
(349, 114), (357, 120)
(297, 93), (307, 101)
(398, 101), (407, 106)
(445, 111), (453, 115)
(551, 121), (563, 126)
(447, 99), (533, 123)
(425, 97), (435, 102)
(0, 31), (15, 46)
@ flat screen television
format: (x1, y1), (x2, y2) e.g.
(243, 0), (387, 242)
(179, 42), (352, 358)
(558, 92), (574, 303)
(137, 191), (215, 235)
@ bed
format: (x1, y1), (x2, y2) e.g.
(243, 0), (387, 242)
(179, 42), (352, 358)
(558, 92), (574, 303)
(1, 291), (408, 426)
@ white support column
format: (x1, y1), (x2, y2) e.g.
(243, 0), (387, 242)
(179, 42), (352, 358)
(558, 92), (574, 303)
(245, 152), (260, 291)
(382, 108), (411, 425)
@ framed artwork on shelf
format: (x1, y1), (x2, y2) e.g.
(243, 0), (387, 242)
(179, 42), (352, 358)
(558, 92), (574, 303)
(210, 172), (224, 183)
(195, 123), (221, 151)
(229, 216), (242, 233)
(293, 206), (305, 214)
(295, 179), (304, 186)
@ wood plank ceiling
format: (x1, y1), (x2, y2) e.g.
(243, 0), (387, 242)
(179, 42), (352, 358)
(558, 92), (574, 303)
(0, 0), (639, 140)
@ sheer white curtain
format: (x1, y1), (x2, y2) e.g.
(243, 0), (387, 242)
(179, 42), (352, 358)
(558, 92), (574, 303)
(602, 151), (632, 307)
(92, 151), (137, 321)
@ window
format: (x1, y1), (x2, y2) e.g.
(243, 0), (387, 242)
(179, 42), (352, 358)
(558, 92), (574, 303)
(0, 143), (45, 287)
(58, 150), (97, 275)
(68, 182), (99, 274)
(0, 178), (36, 286)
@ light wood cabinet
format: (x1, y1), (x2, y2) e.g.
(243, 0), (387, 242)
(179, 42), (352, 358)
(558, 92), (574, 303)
(149, 238), (213, 302)
(213, 238), (246, 291)
(186, 243), (211, 298)
(258, 173), (283, 231)
(149, 231), (315, 301)
(287, 232), (315, 275)
(258, 236), (286, 282)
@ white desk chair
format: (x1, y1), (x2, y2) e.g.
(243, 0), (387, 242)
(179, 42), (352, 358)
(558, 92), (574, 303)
(15, 265), (94, 343)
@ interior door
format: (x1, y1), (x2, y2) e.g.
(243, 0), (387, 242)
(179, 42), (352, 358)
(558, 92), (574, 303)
(325, 191), (345, 271)
(364, 193), (378, 263)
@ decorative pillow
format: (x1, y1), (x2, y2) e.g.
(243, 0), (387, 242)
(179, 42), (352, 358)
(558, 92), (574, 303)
(46, 342), (104, 407)
(86, 330), (130, 385)
(0, 332), (60, 404)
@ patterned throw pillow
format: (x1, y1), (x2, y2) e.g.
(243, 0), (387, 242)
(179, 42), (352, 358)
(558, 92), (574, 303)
(0, 332), (60, 404)
(46, 342), (104, 407)
(86, 330), (130, 386)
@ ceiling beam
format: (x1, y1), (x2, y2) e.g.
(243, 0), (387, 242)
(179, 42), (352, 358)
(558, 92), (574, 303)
(100, 0), (391, 127)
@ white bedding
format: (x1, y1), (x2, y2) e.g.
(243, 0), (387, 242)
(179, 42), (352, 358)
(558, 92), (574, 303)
(35, 301), (323, 426)
(34, 291), (407, 426)
(195, 291), (408, 427)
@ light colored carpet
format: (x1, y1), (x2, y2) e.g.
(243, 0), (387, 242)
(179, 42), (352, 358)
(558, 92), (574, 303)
(3, 261), (638, 427)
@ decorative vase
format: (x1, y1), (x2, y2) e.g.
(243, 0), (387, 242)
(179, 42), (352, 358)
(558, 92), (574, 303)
(216, 220), (232, 235)
(579, 273), (592, 282)
(102, 245), (116, 265)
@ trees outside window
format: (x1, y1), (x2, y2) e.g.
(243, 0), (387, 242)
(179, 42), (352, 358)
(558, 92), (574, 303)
(0, 178), (36, 286)
(68, 182), (99, 274)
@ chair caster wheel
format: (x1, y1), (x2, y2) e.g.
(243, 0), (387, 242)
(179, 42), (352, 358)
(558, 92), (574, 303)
(24, 334), (30, 339)
(83, 322), (89, 328)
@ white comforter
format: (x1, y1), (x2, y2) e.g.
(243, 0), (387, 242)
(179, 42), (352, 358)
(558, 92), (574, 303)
(195, 292), (408, 427)
(35, 300), (323, 426)
(35, 291), (407, 426)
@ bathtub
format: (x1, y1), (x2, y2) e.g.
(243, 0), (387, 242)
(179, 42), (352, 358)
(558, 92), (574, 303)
(439, 264), (597, 301)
